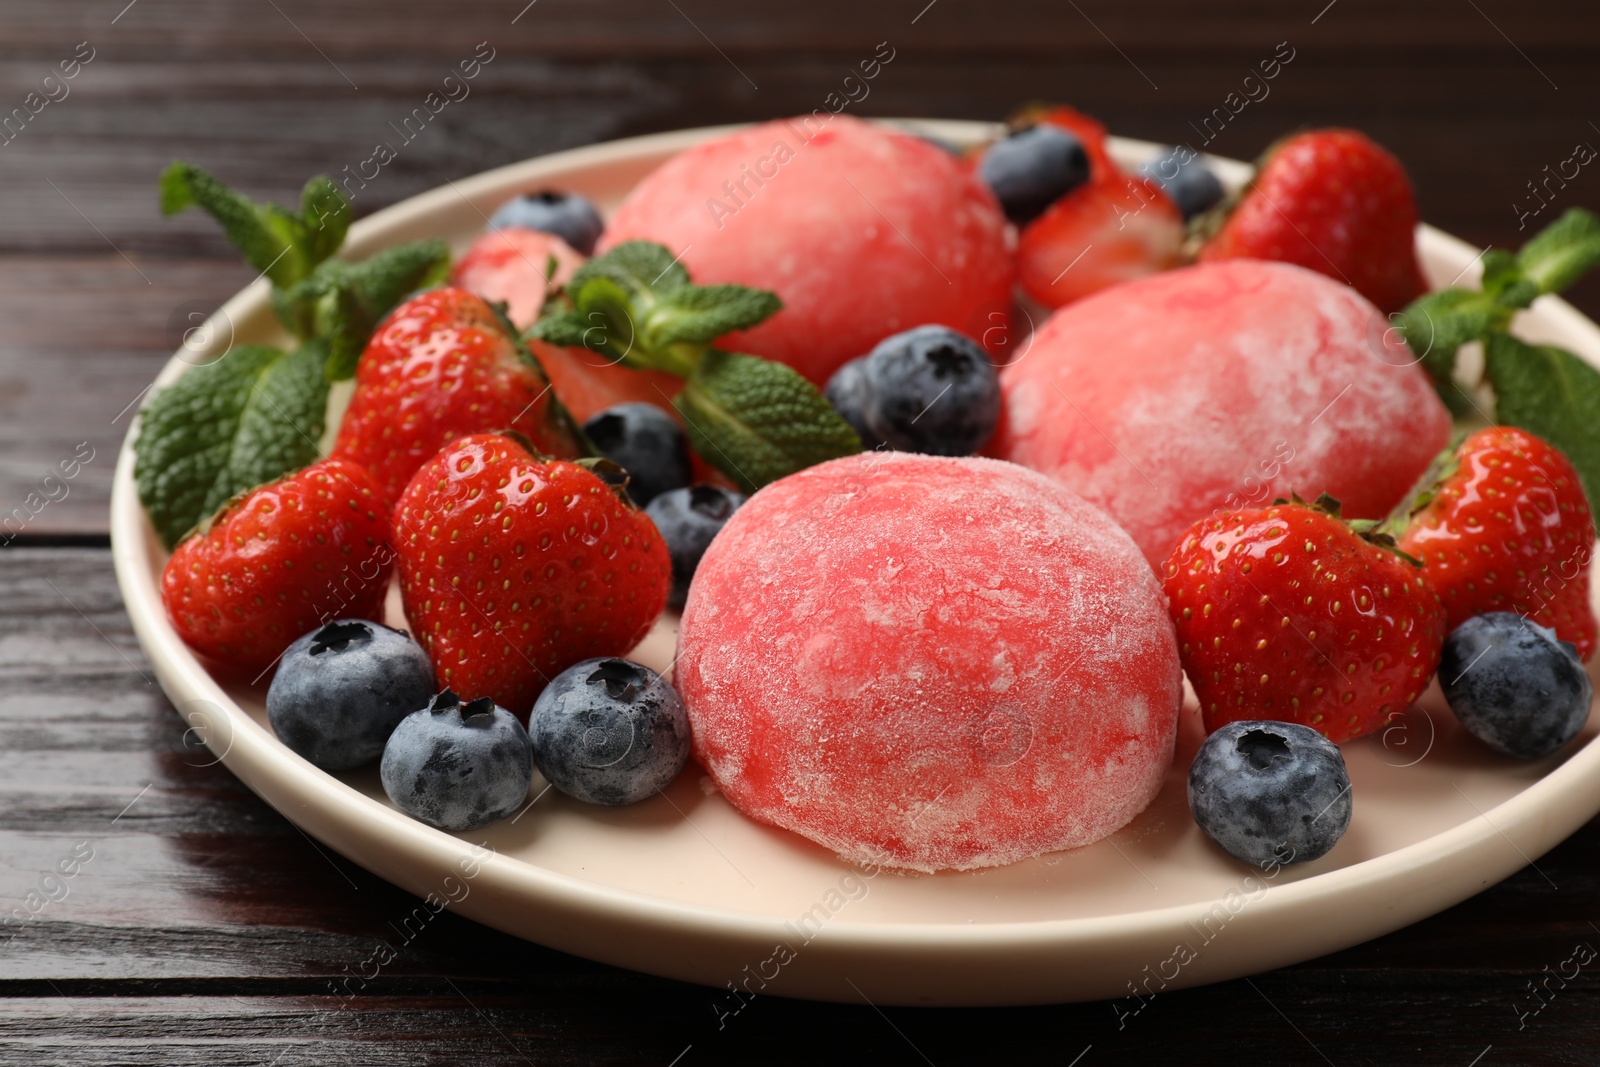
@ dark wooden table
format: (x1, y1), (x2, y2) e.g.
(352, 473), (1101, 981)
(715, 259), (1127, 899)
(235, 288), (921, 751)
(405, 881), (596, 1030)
(5, 1), (1600, 1062)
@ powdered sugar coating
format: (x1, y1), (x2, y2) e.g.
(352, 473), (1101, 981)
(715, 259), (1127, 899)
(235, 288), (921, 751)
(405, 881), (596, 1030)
(992, 259), (1452, 566)
(600, 115), (1013, 385)
(675, 452), (1182, 872)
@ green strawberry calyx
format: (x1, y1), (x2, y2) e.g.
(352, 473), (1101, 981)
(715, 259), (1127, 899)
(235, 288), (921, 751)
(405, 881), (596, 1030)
(1273, 493), (1424, 568)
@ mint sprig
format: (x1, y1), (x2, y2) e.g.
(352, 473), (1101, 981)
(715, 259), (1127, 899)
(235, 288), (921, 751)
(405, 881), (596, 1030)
(134, 343), (330, 548)
(161, 163), (350, 289)
(160, 161), (449, 379)
(139, 163), (455, 546)
(1399, 207), (1600, 504)
(535, 241), (781, 374)
(531, 241), (860, 490)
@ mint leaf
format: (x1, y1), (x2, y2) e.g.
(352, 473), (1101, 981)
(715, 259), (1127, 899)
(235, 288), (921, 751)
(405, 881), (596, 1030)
(273, 239), (451, 379)
(536, 241), (780, 377)
(1479, 249), (1538, 309)
(529, 308), (597, 350)
(569, 240), (688, 299)
(569, 275), (644, 363)
(134, 342), (331, 548)
(1484, 332), (1600, 506)
(643, 284), (782, 348)
(1398, 288), (1513, 408)
(1518, 208), (1600, 296)
(300, 175), (351, 266)
(159, 162), (348, 288)
(673, 350), (861, 494)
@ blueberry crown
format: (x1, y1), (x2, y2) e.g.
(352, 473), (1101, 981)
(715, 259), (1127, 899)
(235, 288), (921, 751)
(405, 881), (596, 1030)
(310, 620), (372, 656)
(587, 659), (646, 703)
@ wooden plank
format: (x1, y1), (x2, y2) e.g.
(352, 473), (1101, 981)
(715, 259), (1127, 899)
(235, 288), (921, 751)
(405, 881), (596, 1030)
(2, 0), (1599, 56)
(0, 968), (1594, 1064)
(0, 51), (1593, 257)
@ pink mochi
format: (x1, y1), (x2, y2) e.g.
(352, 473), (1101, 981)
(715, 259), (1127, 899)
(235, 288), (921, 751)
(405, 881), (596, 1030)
(992, 259), (1452, 566)
(675, 452), (1182, 872)
(600, 115), (1013, 385)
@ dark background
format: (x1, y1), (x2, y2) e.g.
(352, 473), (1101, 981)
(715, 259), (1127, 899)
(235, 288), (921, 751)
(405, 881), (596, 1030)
(4, 1), (1600, 1063)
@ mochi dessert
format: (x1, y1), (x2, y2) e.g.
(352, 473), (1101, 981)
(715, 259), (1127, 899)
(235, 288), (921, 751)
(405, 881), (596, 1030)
(991, 259), (1452, 565)
(675, 452), (1182, 872)
(600, 115), (1013, 385)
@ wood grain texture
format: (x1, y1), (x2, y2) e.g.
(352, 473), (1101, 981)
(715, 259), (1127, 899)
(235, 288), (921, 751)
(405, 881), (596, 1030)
(5, 0), (1600, 1059)
(6, 551), (1600, 1064)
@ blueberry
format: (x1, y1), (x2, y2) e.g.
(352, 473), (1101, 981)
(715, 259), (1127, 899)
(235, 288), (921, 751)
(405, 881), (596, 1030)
(645, 485), (745, 610)
(1188, 720), (1352, 866)
(486, 190), (605, 256)
(978, 124), (1091, 226)
(266, 620), (435, 771)
(582, 403), (691, 506)
(380, 689), (533, 831)
(822, 356), (884, 451)
(1440, 613), (1592, 759)
(844, 325), (1000, 456)
(1137, 146), (1225, 220)
(529, 658), (691, 805)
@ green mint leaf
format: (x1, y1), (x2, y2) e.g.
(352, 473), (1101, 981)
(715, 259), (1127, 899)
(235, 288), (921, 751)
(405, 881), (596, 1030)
(569, 240), (688, 298)
(308, 286), (367, 381)
(159, 162), (348, 288)
(1484, 332), (1600, 507)
(673, 350), (861, 494)
(559, 277), (649, 366)
(528, 309), (596, 350)
(300, 175), (352, 267)
(1479, 249), (1538, 309)
(134, 342), (331, 548)
(1398, 288), (1513, 402)
(642, 284), (782, 348)
(160, 163), (304, 287)
(1518, 208), (1600, 297)
(536, 241), (780, 377)
(273, 239), (451, 379)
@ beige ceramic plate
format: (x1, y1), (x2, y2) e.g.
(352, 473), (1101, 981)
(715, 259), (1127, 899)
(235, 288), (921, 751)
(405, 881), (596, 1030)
(111, 121), (1600, 1006)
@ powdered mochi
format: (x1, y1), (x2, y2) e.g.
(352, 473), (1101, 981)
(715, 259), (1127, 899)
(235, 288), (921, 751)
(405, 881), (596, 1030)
(675, 452), (1182, 872)
(992, 259), (1452, 566)
(600, 115), (1013, 385)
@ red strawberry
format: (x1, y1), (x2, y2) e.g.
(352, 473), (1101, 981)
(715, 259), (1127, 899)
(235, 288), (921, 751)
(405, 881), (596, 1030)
(331, 287), (582, 506)
(392, 433), (670, 716)
(1197, 129), (1427, 314)
(161, 459), (394, 672)
(1016, 172), (1183, 308)
(1163, 496), (1446, 743)
(451, 227), (584, 330)
(1398, 427), (1596, 660)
